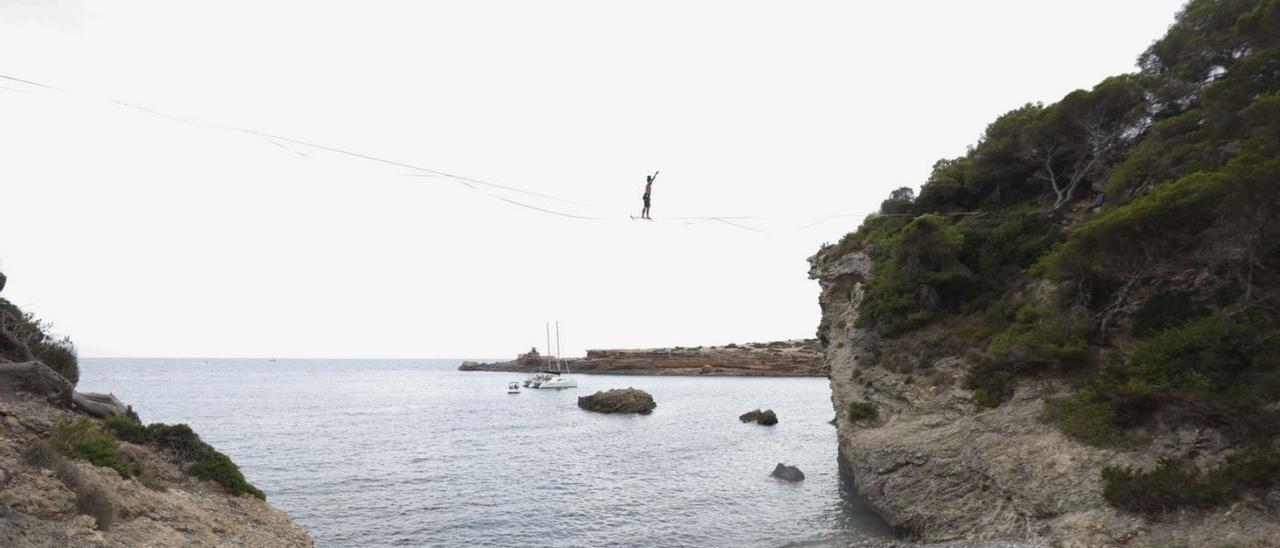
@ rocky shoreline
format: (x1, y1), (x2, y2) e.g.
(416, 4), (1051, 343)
(459, 340), (825, 377)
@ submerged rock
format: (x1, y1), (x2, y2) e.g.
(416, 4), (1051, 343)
(577, 388), (656, 414)
(738, 409), (778, 426)
(771, 463), (805, 482)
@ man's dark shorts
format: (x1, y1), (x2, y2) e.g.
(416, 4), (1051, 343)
(643, 193), (651, 206)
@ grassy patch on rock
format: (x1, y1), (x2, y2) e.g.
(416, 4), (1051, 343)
(104, 416), (264, 499)
(1102, 448), (1280, 512)
(846, 401), (878, 422)
(51, 418), (135, 479)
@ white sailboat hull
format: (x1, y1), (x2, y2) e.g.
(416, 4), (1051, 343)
(533, 377), (577, 389)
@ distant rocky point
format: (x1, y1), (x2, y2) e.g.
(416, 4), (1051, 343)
(460, 340), (824, 376)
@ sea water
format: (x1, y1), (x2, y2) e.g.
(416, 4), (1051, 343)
(79, 359), (892, 547)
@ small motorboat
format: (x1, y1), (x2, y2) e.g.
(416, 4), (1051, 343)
(507, 381), (521, 394)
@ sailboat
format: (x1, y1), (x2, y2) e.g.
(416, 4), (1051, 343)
(529, 321), (577, 389)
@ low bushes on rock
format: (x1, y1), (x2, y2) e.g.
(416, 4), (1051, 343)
(51, 418), (134, 479)
(24, 439), (118, 530)
(145, 423), (214, 462)
(1102, 448), (1280, 512)
(190, 452), (265, 499)
(76, 481), (117, 530)
(1042, 392), (1137, 447)
(846, 401), (877, 422)
(104, 416), (262, 498)
(964, 361), (1014, 410)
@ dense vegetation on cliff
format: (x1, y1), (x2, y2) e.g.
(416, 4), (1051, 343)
(823, 0), (1279, 512)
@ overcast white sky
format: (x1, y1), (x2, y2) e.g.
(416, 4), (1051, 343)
(1, 0), (1187, 358)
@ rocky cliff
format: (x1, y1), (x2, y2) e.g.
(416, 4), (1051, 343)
(809, 2), (1280, 545)
(0, 282), (312, 546)
(0, 388), (314, 547)
(459, 339), (824, 376)
(811, 250), (1280, 546)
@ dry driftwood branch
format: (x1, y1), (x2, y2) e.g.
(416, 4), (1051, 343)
(0, 360), (129, 417)
(72, 391), (130, 418)
(0, 360), (73, 404)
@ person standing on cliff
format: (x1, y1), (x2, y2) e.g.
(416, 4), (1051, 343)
(641, 171), (658, 219)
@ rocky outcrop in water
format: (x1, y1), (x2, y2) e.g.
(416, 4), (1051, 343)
(460, 340), (824, 376)
(770, 463), (804, 482)
(738, 409), (777, 426)
(576, 388), (656, 414)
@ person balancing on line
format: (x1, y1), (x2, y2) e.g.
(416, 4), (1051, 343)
(641, 170), (658, 219)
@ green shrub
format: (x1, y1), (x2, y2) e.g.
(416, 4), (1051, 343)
(988, 307), (1091, 367)
(956, 208), (1061, 301)
(1044, 152), (1280, 281)
(76, 482), (117, 530)
(190, 452), (265, 499)
(24, 439), (63, 469)
(1123, 314), (1265, 394)
(1102, 458), (1204, 511)
(1131, 291), (1208, 338)
(51, 419), (134, 479)
(846, 401), (878, 422)
(0, 298), (80, 385)
(38, 338), (79, 386)
(857, 214), (974, 335)
(104, 415), (149, 444)
(964, 360), (1014, 409)
(145, 423), (214, 462)
(24, 438), (118, 530)
(1102, 448), (1280, 511)
(104, 418), (260, 498)
(1043, 394), (1135, 447)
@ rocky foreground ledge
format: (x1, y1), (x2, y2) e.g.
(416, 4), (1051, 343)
(0, 389), (312, 547)
(460, 340), (825, 376)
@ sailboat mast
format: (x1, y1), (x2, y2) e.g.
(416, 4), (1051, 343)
(557, 321), (571, 375)
(545, 322), (552, 373)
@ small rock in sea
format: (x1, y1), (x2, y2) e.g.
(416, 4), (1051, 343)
(771, 463), (805, 482)
(577, 388), (656, 414)
(739, 409), (778, 426)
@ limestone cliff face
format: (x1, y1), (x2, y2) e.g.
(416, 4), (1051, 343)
(0, 390), (313, 547)
(809, 247), (1280, 547)
(461, 340), (824, 376)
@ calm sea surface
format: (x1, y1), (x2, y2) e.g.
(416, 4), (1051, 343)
(79, 358), (892, 547)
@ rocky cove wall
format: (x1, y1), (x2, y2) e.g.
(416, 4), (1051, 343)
(808, 248), (1280, 547)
